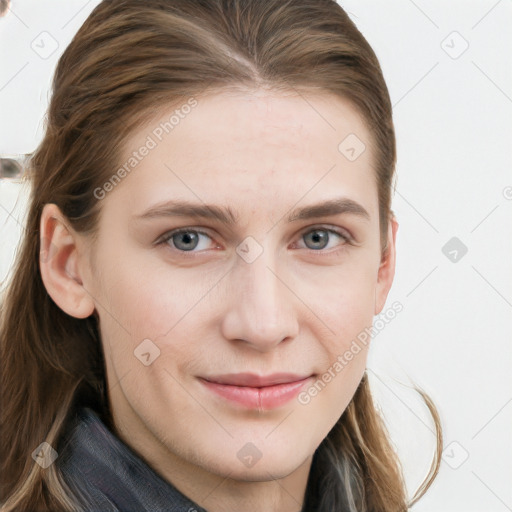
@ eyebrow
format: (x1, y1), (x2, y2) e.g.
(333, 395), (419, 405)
(134, 197), (370, 224)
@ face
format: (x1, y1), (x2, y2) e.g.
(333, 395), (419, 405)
(41, 88), (397, 507)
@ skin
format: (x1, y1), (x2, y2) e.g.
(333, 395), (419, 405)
(40, 88), (398, 512)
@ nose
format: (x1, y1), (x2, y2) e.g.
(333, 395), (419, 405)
(220, 248), (300, 352)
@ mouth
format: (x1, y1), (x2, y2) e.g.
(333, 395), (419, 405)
(198, 373), (315, 410)
(200, 372), (314, 387)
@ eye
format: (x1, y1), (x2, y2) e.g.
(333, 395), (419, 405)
(159, 229), (217, 252)
(157, 225), (352, 255)
(296, 226), (351, 252)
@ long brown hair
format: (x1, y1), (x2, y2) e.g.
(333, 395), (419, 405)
(0, 1), (442, 510)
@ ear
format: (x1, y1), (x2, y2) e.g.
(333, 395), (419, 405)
(374, 215), (399, 315)
(39, 203), (96, 319)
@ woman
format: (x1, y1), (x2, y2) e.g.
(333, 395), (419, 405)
(0, 0), (442, 510)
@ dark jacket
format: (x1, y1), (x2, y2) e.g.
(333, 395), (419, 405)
(57, 406), (208, 512)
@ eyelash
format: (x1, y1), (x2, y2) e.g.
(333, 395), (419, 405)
(157, 225), (353, 256)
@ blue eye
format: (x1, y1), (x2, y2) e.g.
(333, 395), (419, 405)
(158, 226), (351, 254)
(160, 229), (214, 252)
(299, 228), (350, 251)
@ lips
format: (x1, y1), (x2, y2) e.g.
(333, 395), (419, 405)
(200, 372), (313, 387)
(198, 372), (316, 410)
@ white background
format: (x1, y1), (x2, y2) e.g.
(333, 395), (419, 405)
(1, 1), (511, 511)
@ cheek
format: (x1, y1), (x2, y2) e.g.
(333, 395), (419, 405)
(100, 253), (210, 337)
(305, 264), (377, 342)
(96, 261), (219, 394)
(300, 262), (375, 408)
(298, 342), (369, 440)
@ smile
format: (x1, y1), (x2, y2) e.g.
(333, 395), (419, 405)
(198, 376), (314, 410)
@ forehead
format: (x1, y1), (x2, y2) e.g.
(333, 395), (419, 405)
(106, 89), (378, 224)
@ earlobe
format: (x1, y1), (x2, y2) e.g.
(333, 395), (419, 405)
(374, 216), (399, 315)
(39, 203), (96, 319)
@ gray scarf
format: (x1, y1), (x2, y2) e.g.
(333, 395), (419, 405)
(57, 406), (209, 512)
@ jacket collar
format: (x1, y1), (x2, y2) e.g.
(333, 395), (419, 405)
(58, 406), (208, 512)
